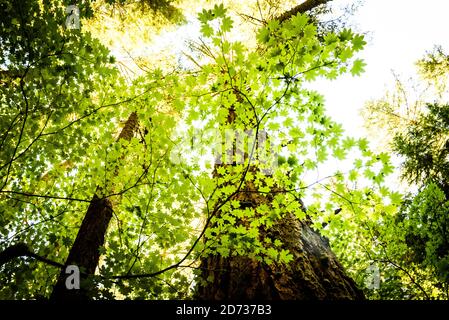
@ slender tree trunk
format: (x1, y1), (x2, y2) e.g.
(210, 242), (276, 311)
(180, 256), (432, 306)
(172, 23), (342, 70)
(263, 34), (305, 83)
(50, 112), (139, 300)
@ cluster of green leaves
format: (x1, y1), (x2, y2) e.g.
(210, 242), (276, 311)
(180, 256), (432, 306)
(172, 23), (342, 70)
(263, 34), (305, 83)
(0, 0), (118, 298)
(401, 185), (449, 285)
(0, 0), (199, 299)
(325, 182), (449, 299)
(329, 49), (449, 300)
(394, 102), (449, 185)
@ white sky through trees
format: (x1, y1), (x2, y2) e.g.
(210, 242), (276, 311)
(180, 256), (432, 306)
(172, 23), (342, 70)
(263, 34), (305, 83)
(307, 0), (449, 192)
(317, 0), (449, 139)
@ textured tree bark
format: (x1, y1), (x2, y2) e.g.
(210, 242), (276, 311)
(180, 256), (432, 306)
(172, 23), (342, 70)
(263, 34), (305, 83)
(50, 112), (139, 300)
(197, 180), (364, 300)
(196, 0), (364, 300)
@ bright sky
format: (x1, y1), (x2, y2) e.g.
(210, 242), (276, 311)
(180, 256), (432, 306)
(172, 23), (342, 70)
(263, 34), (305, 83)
(304, 0), (449, 192)
(316, 0), (449, 138)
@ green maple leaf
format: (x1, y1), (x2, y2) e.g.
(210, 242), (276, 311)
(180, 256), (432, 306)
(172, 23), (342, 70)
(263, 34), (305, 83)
(339, 47), (353, 62)
(290, 13), (309, 30)
(390, 191), (403, 205)
(256, 27), (270, 43)
(279, 249), (294, 263)
(198, 9), (213, 23)
(339, 28), (354, 41)
(333, 147), (346, 160)
(352, 34), (367, 51)
(221, 16), (233, 33)
(213, 3), (226, 18)
(351, 59), (366, 76)
(267, 247), (278, 260)
(200, 23), (214, 37)
(274, 239), (283, 247)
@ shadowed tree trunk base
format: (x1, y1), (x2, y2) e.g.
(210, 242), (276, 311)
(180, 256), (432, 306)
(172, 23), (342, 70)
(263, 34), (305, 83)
(196, 171), (364, 300)
(197, 211), (364, 300)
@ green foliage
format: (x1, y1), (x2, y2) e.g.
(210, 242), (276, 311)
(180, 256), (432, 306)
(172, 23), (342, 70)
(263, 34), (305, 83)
(402, 184), (449, 282)
(1, 0), (427, 301)
(337, 49), (449, 300)
(178, 8), (385, 274)
(0, 0), (196, 299)
(394, 102), (449, 185)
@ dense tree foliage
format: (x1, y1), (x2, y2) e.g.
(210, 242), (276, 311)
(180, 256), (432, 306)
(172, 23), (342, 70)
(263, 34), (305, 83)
(359, 48), (449, 299)
(0, 0), (448, 300)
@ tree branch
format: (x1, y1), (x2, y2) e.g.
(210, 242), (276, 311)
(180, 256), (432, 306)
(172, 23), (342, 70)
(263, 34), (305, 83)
(0, 243), (64, 269)
(276, 0), (332, 23)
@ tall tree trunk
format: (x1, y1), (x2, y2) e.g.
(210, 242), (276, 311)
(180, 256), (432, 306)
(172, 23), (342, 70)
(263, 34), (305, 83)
(197, 178), (364, 299)
(196, 0), (364, 300)
(50, 112), (139, 300)
(197, 114), (364, 300)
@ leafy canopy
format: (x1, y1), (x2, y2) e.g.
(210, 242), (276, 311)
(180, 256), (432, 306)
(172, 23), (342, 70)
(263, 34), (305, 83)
(0, 0), (405, 300)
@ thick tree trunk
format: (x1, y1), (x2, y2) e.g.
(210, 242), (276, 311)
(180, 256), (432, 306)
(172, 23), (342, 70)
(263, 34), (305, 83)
(197, 116), (363, 299)
(197, 185), (364, 299)
(198, 226), (364, 299)
(197, 0), (364, 299)
(50, 112), (138, 300)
